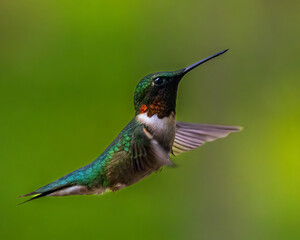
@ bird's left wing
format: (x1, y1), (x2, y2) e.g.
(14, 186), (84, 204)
(130, 125), (172, 172)
(172, 121), (242, 156)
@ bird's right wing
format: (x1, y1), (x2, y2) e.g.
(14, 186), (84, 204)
(172, 121), (242, 156)
(129, 125), (172, 172)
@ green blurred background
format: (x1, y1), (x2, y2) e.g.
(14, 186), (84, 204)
(0, 0), (299, 239)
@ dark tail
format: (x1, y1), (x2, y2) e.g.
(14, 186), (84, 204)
(19, 164), (103, 204)
(18, 169), (82, 205)
(18, 184), (71, 205)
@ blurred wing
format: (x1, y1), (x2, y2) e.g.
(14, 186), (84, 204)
(172, 121), (242, 156)
(130, 125), (172, 172)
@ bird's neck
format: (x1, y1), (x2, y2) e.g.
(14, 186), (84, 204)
(136, 90), (177, 119)
(136, 111), (175, 128)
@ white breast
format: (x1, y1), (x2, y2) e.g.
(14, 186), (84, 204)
(136, 113), (175, 131)
(136, 112), (176, 152)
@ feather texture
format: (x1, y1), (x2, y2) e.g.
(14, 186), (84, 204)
(130, 125), (172, 172)
(172, 121), (242, 156)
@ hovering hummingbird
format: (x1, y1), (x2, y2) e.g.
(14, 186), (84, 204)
(20, 49), (241, 204)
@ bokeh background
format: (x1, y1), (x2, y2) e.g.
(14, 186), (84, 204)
(0, 0), (299, 239)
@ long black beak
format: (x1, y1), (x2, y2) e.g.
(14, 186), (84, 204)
(183, 49), (229, 74)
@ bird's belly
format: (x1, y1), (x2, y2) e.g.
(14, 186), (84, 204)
(109, 169), (159, 192)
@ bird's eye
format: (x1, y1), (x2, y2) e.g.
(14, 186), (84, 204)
(153, 77), (165, 86)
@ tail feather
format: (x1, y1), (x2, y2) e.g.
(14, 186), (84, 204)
(18, 184), (71, 205)
(19, 166), (105, 204)
(18, 169), (83, 204)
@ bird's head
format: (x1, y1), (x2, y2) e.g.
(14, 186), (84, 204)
(134, 49), (228, 118)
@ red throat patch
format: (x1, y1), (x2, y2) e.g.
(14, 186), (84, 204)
(139, 104), (148, 113)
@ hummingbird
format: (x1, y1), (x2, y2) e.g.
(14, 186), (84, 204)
(20, 49), (241, 204)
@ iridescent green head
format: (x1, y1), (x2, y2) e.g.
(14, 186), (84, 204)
(134, 49), (228, 118)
